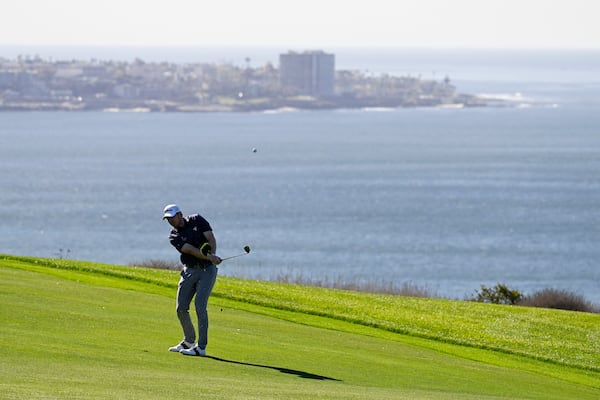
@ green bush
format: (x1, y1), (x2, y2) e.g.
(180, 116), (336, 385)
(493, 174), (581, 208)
(471, 283), (523, 305)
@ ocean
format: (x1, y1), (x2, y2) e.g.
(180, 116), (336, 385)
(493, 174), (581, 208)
(1, 47), (599, 303)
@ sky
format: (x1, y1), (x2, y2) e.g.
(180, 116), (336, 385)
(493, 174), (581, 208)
(1, 0), (599, 49)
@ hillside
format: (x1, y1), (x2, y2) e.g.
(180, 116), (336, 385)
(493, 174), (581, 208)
(1, 254), (599, 399)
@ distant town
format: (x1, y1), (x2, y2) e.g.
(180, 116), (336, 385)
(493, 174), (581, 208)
(0, 50), (490, 112)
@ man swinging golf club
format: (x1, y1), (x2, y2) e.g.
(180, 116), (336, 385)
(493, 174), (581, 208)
(163, 204), (221, 356)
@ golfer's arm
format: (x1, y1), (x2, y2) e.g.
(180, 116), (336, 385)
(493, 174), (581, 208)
(180, 243), (211, 260)
(203, 231), (217, 255)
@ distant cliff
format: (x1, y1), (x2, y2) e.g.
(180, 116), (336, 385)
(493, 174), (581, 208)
(0, 55), (487, 112)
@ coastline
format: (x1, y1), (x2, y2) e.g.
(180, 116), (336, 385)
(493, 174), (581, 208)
(0, 54), (496, 112)
(0, 96), (488, 113)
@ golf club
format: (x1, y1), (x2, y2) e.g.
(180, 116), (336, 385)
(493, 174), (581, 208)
(200, 243), (251, 262)
(221, 245), (251, 261)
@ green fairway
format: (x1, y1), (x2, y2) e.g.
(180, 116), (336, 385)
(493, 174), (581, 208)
(1, 255), (599, 399)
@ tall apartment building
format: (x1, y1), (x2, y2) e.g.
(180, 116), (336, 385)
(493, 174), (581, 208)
(279, 51), (335, 97)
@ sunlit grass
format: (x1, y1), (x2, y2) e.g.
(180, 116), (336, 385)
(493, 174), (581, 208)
(2, 254), (600, 399)
(3, 254), (599, 373)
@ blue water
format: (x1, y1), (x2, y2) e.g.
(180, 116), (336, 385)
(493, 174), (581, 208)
(1, 48), (599, 303)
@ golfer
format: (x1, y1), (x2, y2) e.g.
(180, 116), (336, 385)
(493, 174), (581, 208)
(162, 204), (221, 357)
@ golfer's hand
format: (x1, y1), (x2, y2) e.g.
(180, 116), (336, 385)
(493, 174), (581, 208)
(209, 255), (222, 265)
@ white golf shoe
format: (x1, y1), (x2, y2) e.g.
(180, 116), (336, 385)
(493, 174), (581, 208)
(180, 346), (206, 357)
(168, 340), (195, 353)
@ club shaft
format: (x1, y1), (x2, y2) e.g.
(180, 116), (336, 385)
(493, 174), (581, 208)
(221, 253), (248, 261)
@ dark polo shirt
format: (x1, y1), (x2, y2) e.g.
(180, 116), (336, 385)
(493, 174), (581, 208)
(168, 214), (212, 268)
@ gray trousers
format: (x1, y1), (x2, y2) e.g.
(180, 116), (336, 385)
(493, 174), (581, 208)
(176, 264), (217, 349)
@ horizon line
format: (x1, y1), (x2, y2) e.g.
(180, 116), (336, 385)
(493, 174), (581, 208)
(1, 43), (600, 51)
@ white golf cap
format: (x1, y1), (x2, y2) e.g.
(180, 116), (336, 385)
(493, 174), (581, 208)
(162, 204), (181, 219)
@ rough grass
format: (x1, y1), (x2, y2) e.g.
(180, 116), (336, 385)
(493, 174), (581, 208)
(272, 272), (436, 297)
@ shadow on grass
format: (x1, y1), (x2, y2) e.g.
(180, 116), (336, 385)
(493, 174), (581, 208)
(206, 355), (342, 381)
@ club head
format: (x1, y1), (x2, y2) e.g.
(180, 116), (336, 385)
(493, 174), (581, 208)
(243, 245), (251, 254)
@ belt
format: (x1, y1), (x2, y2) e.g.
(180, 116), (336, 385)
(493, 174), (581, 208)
(185, 262), (211, 269)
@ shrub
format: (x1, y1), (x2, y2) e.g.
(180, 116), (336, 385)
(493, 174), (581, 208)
(518, 288), (597, 313)
(129, 259), (180, 270)
(471, 283), (523, 305)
